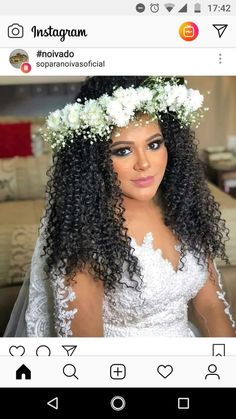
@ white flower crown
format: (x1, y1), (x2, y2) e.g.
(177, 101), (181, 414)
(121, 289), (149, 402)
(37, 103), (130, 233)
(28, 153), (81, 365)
(42, 77), (208, 150)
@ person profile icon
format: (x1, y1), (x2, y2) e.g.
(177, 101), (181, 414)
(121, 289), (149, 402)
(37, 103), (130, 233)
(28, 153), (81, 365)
(205, 364), (220, 380)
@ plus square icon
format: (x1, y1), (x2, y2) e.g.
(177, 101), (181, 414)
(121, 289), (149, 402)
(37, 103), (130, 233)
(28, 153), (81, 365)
(110, 364), (126, 380)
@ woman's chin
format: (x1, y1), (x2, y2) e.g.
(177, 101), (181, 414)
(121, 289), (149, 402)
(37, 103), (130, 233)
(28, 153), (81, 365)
(127, 190), (158, 202)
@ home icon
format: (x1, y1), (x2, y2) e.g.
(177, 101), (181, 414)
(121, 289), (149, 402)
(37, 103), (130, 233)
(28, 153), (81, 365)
(16, 364), (31, 380)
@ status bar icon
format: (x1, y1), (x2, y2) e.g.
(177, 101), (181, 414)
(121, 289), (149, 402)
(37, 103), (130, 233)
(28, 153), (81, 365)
(165, 3), (175, 13)
(194, 3), (201, 13)
(136, 3), (145, 13)
(178, 4), (188, 13)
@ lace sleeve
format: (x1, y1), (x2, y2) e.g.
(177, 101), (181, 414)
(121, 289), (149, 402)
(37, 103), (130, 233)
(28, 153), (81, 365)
(51, 270), (78, 337)
(213, 260), (236, 330)
(25, 214), (77, 337)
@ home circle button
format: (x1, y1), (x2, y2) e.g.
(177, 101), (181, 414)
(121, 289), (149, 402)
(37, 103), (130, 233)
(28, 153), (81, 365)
(110, 396), (126, 411)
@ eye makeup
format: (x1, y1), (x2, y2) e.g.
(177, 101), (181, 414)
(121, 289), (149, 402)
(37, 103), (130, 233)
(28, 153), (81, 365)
(111, 138), (164, 157)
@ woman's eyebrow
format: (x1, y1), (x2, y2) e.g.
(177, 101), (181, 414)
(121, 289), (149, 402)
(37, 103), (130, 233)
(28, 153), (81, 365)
(111, 133), (163, 148)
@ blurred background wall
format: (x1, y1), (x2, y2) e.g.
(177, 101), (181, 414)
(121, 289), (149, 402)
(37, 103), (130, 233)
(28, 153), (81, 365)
(186, 76), (236, 149)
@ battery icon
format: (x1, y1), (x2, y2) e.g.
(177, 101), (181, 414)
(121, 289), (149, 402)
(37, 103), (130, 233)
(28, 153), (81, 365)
(194, 3), (201, 13)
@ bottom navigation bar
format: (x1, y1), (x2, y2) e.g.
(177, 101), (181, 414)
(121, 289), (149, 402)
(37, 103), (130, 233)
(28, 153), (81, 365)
(1, 388), (235, 414)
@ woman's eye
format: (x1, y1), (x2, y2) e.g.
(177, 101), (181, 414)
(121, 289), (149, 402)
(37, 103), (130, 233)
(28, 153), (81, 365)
(148, 140), (163, 150)
(112, 147), (130, 157)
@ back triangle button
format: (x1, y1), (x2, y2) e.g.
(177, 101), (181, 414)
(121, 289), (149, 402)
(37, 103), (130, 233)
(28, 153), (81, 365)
(47, 397), (59, 410)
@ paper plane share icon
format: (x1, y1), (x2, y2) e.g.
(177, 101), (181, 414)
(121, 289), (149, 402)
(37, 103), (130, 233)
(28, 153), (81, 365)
(212, 24), (228, 38)
(62, 345), (77, 356)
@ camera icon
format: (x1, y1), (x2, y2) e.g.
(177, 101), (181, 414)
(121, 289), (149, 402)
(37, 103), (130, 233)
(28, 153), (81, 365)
(8, 23), (24, 38)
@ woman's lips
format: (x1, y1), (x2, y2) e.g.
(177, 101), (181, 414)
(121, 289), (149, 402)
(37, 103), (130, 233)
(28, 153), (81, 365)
(131, 176), (154, 187)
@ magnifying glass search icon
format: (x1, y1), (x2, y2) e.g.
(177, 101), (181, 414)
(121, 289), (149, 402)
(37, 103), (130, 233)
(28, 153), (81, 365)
(63, 363), (78, 379)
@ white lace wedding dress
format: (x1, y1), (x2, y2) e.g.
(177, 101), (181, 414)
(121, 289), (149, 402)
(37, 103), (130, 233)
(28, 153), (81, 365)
(4, 231), (235, 337)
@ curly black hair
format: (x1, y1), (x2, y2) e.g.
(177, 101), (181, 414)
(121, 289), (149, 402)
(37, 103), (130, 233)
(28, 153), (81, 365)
(41, 76), (229, 290)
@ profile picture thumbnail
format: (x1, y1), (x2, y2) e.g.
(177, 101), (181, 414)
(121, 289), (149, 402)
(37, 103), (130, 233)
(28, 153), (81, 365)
(9, 49), (29, 69)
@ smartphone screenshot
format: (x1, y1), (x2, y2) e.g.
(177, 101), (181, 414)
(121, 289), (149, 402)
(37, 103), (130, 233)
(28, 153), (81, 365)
(0, 0), (236, 414)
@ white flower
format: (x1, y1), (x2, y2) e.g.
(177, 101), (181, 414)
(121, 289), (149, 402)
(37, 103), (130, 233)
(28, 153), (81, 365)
(81, 100), (106, 132)
(187, 89), (204, 111)
(106, 99), (131, 127)
(99, 93), (110, 109)
(63, 103), (82, 129)
(47, 110), (62, 131)
(166, 85), (188, 110)
(137, 87), (154, 102)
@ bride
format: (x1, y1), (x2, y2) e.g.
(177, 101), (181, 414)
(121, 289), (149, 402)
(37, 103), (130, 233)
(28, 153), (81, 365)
(4, 76), (236, 337)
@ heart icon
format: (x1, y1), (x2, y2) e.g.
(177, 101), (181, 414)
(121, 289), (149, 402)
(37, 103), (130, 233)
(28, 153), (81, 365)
(157, 364), (173, 378)
(9, 345), (25, 356)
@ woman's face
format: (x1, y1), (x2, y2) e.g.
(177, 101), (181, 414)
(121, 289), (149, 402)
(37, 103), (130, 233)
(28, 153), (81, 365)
(111, 114), (168, 202)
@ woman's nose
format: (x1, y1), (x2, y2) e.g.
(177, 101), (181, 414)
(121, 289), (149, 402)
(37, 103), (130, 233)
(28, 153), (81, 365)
(133, 150), (151, 171)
